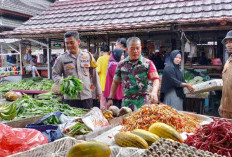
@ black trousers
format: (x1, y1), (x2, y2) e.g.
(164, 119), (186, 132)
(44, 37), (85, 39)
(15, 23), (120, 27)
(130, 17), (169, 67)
(113, 99), (122, 108)
(64, 99), (93, 109)
(93, 99), (100, 108)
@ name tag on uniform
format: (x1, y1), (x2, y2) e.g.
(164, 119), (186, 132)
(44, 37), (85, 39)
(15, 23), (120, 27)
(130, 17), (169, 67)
(64, 61), (73, 65)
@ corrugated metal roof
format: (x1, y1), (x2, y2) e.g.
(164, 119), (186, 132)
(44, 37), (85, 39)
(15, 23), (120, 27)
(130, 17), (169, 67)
(2, 0), (232, 37)
(0, 17), (23, 28)
(0, 0), (52, 16)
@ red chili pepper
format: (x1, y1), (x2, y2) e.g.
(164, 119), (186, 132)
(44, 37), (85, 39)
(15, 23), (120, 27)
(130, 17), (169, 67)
(185, 118), (232, 157)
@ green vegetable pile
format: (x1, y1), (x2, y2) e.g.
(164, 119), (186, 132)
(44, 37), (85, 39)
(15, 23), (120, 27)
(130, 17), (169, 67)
(37, 115), (62, 125)
(60, 76), (84, 98)
(10, 95), (86, 119)
(37, 92), (56, 100)
(183, 70), (210, 84)
(0, 77), (54, 93)
(65, 122), (91, 137)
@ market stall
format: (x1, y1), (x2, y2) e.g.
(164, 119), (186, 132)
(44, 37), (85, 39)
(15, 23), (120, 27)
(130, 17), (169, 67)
(0, 39), (23, 82)
(1, 103), (230, 157)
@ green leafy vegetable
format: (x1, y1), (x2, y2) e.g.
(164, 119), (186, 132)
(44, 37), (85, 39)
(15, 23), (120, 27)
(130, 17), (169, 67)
(0, 78), (54, 93)
(37, 115), (62, 125)
(66, 122), (91, 137)
(11, 95), (86, 119)
(37, 92), (56, 100)
(60, 76), (84, 99)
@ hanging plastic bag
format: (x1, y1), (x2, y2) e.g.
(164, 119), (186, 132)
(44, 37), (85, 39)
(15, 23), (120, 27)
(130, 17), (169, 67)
(0, 123), (48, 157)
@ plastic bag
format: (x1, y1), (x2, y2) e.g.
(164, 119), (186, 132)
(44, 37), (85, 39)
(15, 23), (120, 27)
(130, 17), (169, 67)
(82, 107), (109, 130)
(26, 124), (63, 142)
(0, 123), (48, 157)
(26, 112), (64, 142)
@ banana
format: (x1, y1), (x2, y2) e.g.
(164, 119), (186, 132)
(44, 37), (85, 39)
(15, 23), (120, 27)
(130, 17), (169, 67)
(0, 103), (12, 114)
(0, 110), (17, 120)
(8, 103), (17, 114)
(0, 103), (16, 115)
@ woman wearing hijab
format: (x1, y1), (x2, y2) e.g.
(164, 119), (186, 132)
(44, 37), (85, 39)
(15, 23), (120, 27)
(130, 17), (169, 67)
(103, 48), (125, 109)
(161, 50), (194, 110)
(219, 30), (232, 119)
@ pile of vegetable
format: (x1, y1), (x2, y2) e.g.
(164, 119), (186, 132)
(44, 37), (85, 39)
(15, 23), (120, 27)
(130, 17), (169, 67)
(183, 70), (210, 84)
(64, 122), (91, 137)
(122, 104), (201, 133)
(5, 95), (87, 120)
(37, 115), (62, 125)
(37, 92), (56, 100)
(185, 118), (232, 157)
(60, 76), (84, 98)
(0, 77), (54, 93)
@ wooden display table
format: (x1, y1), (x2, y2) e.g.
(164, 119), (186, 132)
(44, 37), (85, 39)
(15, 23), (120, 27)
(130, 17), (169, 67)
(12, 90), (49, 98)
(183, 93), (209, 114)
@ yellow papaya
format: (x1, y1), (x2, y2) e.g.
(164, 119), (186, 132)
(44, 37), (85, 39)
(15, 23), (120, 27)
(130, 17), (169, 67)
(148, 122), (184, 143)
(114, 132), (148, 149)
(67, 141), (111, 157)
(131, 129), (160, 145)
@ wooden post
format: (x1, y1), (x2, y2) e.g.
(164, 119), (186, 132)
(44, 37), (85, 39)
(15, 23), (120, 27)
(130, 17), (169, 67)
(181, 32), (185, 71)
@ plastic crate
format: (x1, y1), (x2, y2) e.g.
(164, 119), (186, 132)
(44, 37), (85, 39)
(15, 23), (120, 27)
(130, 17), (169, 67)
(9, 137), (82, 157)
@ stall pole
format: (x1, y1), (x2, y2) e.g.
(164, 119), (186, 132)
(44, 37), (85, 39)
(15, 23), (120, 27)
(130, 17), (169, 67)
(181, 32), (185, 71)
(87, 36), (90, 52)
(47, 38), (52, 79)
(107, 33), (110, 48)
(19, 41), (23, 76)
(0, 44), (2, 67)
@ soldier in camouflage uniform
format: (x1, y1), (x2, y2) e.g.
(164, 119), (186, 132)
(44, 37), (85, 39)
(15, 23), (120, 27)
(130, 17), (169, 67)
(106, 37), (159, 110)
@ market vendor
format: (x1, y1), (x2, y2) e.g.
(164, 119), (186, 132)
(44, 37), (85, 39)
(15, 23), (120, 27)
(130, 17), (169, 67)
(24, 50), (40, 77)
(52, 31), (102, 109)
(219, 30), (232, 119)
(106, 37), (160, 110)
(161, 50), (194, 111)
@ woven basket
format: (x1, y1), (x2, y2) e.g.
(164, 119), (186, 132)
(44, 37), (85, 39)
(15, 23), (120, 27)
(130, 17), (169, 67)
(9, 137), (82, 157)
